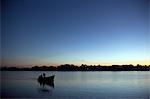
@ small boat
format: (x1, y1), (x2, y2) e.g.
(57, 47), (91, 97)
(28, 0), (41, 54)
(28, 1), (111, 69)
(38, 75), (54, 86)
(38, 75), (55, 87)
(38, 75), (55, 82)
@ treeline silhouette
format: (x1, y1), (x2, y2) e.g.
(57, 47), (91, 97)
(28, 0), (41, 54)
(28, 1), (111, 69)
(1, 64), (150, 71)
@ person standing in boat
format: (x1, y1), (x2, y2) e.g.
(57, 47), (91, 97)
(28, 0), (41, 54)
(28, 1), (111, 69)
(43, 73), (46, 78)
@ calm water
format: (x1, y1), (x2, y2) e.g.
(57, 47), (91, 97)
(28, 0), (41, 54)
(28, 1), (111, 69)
(1, 71), (150, 99)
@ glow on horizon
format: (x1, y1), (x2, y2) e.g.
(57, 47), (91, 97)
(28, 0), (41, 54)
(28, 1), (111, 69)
(2, 58), (150, 67)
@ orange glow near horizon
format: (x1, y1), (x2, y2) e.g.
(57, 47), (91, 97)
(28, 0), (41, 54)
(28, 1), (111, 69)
(2, 59), (150, 67)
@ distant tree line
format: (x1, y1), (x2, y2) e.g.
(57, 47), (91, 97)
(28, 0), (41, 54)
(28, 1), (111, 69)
(1, 64), (150, 71)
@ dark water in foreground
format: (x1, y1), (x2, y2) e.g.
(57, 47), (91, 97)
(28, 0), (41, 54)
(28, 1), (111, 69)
(1, 71), (150, 99)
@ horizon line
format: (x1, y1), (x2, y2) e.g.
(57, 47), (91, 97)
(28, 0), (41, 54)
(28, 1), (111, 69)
(1, 64), (150, 68)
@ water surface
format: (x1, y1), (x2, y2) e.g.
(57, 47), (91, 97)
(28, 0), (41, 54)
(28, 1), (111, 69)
(1, 71), (150, 99)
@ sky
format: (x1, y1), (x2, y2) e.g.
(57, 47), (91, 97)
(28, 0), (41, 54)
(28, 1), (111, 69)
(1, 0), (150, 67)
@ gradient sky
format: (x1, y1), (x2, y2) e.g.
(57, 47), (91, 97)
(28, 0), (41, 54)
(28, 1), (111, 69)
(1, 0), (150, 67)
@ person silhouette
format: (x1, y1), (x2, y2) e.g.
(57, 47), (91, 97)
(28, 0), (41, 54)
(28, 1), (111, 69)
(43, 73), (46, 78)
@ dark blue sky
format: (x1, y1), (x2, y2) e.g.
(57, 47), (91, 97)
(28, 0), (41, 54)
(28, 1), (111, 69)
(2, 0), (150, 67)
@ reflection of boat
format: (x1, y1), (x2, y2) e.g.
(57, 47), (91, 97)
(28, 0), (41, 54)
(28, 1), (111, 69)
(37, 75), (55, 88)
(37, 87), (53, 95)
(38, 87), (52, 93)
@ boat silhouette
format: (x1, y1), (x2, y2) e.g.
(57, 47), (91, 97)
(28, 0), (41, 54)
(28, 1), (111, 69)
(37, 75), (55, 88)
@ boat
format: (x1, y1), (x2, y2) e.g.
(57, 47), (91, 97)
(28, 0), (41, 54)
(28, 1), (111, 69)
(38, 75), (55, 87)
(38, 75), (55, 82)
